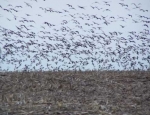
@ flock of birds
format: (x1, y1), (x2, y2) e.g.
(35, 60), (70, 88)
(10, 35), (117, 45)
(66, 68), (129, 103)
(0, 0), (150, 71)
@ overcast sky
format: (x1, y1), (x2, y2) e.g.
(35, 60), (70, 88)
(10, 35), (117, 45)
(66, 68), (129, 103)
(0, 0), (150, 71)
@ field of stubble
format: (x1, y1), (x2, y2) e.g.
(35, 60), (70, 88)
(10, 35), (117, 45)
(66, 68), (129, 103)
(0, 70), (150, 115)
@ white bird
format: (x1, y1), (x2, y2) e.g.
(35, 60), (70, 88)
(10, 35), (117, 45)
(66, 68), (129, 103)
(0, 47), (1, 58)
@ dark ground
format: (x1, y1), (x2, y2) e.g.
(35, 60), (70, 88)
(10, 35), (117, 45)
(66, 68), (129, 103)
(0, 70), (150, 115)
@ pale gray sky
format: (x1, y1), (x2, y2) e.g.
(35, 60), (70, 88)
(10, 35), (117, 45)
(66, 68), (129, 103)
(0, 0), (150, 71)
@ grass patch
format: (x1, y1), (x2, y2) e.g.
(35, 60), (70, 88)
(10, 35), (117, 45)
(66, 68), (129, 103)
(0, 70), (150, 115)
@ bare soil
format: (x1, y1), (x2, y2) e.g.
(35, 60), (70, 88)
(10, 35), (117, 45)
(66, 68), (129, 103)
(0, 70), (150, 115)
